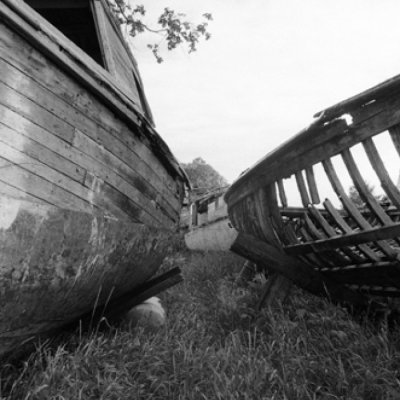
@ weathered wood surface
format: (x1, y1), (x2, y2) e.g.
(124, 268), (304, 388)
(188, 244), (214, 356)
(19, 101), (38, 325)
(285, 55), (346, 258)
(225, 70), (400, 308)
(0, 198), (175, 356)
(0, 0), (187, 356)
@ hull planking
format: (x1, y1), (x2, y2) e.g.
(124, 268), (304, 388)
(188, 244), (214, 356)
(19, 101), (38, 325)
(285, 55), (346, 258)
(0, 0), (188, 355)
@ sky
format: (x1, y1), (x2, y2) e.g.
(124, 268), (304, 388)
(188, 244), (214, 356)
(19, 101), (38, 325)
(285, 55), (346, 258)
(127, 0), (400, 200)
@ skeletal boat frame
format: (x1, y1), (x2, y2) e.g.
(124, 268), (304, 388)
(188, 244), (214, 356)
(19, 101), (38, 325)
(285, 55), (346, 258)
(225, 74), (400, 310)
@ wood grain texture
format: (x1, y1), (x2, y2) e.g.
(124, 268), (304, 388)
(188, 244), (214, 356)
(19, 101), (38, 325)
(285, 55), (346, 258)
(0, 0), (189, 358)
(0, 0), (183, 182)
(0, 52), (180, 209)
(363, 137), (400, 209)
(0, 34), (182, 227)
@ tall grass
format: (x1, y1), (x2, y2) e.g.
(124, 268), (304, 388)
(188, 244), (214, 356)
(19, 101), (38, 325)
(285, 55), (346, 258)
(1, 250), (400, 399)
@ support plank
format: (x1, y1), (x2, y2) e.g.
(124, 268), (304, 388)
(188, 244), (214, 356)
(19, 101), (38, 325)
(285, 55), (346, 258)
(308, 205), (364, 263)
(363, 137), (400, 209)
(277, 179), (288, 208)
(321, 262), (400, 288)
(389, 124), (400, 158)
(341, 148), (393, 226)
(285, 222), (400, 255)
(230, 232), (380, 308)
(322, 158), (396, 258)
(305, 166), (320, 204)
(295, 171), (310, 207)
(323, 199), (379, 261)
(302, 213), (349, 266)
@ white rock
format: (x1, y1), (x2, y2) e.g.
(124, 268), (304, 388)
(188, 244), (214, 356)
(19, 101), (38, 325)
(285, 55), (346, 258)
(125, 297), (166, 330)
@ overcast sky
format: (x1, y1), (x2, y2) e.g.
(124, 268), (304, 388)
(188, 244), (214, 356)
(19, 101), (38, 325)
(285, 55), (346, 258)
(129, 0), (400, 195)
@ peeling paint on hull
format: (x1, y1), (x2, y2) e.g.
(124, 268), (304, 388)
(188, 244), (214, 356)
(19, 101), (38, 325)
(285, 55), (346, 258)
(0, 195), (173, 355)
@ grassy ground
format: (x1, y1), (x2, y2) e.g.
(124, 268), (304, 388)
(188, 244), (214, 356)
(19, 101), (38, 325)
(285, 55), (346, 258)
(1, 250), (400, 399)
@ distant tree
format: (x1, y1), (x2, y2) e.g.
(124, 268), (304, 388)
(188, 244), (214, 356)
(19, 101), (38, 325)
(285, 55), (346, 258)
(106, 1), (212, 63)
(181, 157), (228, 190)
(348, 183), (384, 208)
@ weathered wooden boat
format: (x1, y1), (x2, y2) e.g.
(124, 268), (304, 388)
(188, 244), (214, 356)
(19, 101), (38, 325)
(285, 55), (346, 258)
(0, 0), (188, 355)
(184, 187), (238, 251)
(225, 74), (400, 310)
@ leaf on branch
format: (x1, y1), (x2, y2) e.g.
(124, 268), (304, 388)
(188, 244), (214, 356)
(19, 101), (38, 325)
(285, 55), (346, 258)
(107, 1), (212, 62)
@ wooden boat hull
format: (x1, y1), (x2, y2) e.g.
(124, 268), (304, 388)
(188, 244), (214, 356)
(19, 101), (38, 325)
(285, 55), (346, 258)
(225, 73), (400, 310)
(0, 196), (172, 355)
(0, 0), (187, 355)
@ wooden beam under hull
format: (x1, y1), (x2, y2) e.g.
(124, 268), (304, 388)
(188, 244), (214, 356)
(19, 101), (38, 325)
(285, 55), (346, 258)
(230, 232), (385, 310)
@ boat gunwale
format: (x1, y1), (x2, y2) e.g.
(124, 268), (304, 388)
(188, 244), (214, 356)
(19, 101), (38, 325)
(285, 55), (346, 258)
(225, 76), (400, 206)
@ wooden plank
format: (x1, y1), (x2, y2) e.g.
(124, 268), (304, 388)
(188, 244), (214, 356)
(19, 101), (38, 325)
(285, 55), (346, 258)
(0, 121), (85, 184)
(323, 199), (379, 261)
(277, 180), (287, 208)
(230, 232), (379, 308)
(0, 139), (169, 227)
(256, 273), (292, 310)
(82, 267), (183, 325)
(298, 226), (337, 268)
(283, 223), (322, 268)
(295, 171), (310, 207)
(254, 186), (282, 247)
(0, 157), (93, 213)
(0, 107), (175, 226)
(389, 124), (400, 157)
(227, 90), (400, 207)
(325, 150), (368, 225)
(363, 137), (400, 209)
(285, 222), (400, 255)
(0, 143), (93, 204)
(91, 0), (145, 108)
(305, 166), (320, 204)
(0, 104), (178, 222)
(0, 0), (181, 184)
(341, 148), (393, 226)
(264, 184), (289, 245)
(314, 72), (400, 120)
(308, 205), (365, 263)
(303, 213), (350, 266)
(92, 0), (117, 78)
(0, 84), (179, 223)
(93, 0), (154, 123)
(0, 180), (49, 206)
(321, 261), (400, 287)
(0, 50), (180, 208)
(322, 158), (396, 258)
(0, 81), (75, 145)
(72, 130), (179, 222)
(0, 55), (179, 206)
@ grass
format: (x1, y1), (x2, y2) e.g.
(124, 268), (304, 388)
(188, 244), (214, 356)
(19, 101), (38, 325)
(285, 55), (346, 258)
(1, 250), (400, 399)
